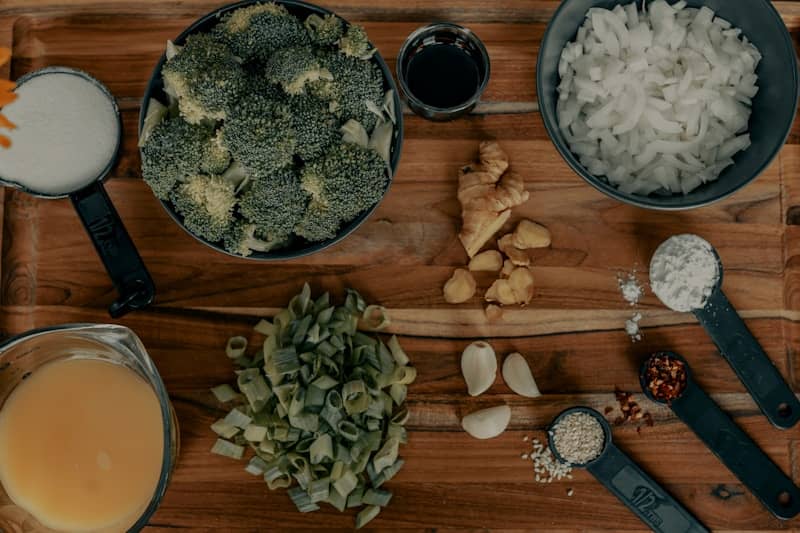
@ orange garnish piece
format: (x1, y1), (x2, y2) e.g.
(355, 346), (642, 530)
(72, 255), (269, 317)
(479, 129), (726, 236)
(0, 114), (15, 130)
(0, 47), (10, 68)
(0, 135), (10, 148)
(0, 92), (16, 107)
(0, 79), (14, 92)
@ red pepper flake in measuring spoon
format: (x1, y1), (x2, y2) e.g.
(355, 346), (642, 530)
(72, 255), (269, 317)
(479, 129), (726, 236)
(645, 354), (688, 403)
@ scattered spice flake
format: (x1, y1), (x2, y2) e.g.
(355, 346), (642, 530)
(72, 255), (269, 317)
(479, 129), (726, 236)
(603, 406), (614, 415)
(567, 488), (574, 497)
(613, 387), (651, 431)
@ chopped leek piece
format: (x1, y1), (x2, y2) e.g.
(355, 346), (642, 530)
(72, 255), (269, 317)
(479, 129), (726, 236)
(389, 383), (406, 406)
(312, 374), (338, 390)
(210, 384), (238, 403)
(238, 369), (272, 411)
(347, 485), (365, 508)
(245, 456), (269, 476)
(305, 385), (327, 410)
(254, 319), (276, 336)
(310, 434), (333, 464)
(355, 505), (381, 529)
(274, 346), (300, 374)
(211, 419), (240, 439)
(226, 336), (248, 359)
(343, 380), (370, 415)
(360, 305), (391, 331)
(308, 477), (331, 503)
(223, 408), (253, 429)
(387, 335), (409, 366)
(326, 486), (347, 511)
(266, 473), (291, 490)
(211, 438), (245, 460)
(372, 438), (399, 474)
(288, 486), (319, 513)
(363, 488), (393, 507)
(333, 469), (358, 498)
(330, 461), (344, 481)
(337, 420), (360, 442)
(244, 424), (268, 442)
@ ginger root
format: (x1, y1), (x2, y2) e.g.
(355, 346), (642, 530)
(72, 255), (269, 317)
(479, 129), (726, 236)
(458, 142), (530, 257)
(512, 220), (551, 249)
(487, 267), (534, 306)
(498, 234), (530, 266)
(485, 305), (504, 322)
(469, 250), (503, 272)
(443, 269), (477, 304)
(485, 279), (517, 305)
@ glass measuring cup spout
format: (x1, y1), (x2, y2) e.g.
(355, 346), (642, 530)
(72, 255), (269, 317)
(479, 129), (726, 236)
(0, 67), (155, 317)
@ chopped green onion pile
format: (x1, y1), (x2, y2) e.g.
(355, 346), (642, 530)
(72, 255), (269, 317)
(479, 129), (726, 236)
(210, 284), (414, 528)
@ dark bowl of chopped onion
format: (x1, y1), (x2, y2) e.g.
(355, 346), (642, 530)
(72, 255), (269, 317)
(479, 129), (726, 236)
(537, 0), (797, 210)
(139, 0), (403, 260)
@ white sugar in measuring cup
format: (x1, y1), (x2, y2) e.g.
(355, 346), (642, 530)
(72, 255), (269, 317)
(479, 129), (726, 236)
(0, 67), (154, 317)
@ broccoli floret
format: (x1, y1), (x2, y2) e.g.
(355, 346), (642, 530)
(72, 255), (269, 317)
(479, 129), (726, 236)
(141, 117), (229, 199)
(162, 33), (245, 124)
(265, 46), (333, 95)
(240, 169), (308, 239)
(300, 142), (388, 224)
(316, 52), (384, 131)
(304, 14), (344, 47)
(294, 199), (342, 242)
(243, 65), (287, 101)
(224, 95), (296, 175)
(214, 3), (309, 62)
(170, 174), (237, 242)
(338, 24), (374, 59)
(223, 220), (286, 257)
(291, 94), (338, 160)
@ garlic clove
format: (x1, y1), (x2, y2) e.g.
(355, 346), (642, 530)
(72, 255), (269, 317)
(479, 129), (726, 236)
(502, 352), (541, 398)
(461, 405), (511, 439)
(461, 341), (497, 396)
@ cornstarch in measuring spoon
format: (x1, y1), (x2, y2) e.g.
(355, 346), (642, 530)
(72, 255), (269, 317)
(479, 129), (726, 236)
(650, 234), (719, 312)
(0, 72), (119, 196)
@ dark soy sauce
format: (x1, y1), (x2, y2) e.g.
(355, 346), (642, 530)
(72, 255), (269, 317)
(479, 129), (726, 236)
(406, 44), (481, 109)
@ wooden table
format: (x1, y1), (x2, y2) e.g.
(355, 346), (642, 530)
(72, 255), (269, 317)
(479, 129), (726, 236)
(2, 0), (800, 530)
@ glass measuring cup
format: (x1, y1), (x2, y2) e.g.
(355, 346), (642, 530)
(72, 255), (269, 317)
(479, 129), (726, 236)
(0, 66), (155, 318)
(0, 324), (178, 532)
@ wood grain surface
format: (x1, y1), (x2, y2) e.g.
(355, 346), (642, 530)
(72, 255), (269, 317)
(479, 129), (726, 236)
(1, 0), (800, 531)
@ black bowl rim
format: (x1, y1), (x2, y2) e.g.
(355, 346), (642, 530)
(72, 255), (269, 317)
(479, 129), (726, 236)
(139, 0), (404, 260)
(535, 0), (799, 211)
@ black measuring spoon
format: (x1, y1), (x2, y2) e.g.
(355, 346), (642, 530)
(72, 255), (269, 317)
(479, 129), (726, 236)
(650, 235), (799, 429)
(640, 352), (800, 520)
(548, 407), (707, 533)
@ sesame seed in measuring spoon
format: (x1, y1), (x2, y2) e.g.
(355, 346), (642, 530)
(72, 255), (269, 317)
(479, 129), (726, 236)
(649, 234), (800, 430)
(547, 407), (707, 533)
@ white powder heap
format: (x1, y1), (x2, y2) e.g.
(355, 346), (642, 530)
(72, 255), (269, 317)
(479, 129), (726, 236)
(618, 272), (643, 306)
(625, 312), (642, 342)
(0, 71), (119, 196)
(551, 412), (605, 465)
(650, 234), (719, 312)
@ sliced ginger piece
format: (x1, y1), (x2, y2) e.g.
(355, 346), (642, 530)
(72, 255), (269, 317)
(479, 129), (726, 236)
(508, 267), (535, 305)
(443, 268), (477, 304)
(512, 219), (551, 249)
(500, 259), (515, 278)
(498, 234), (530, 266)
(485, 279), (517, 305)
(457, 142), (529, 258)
(485, 304), (504, 322)
(469, 250), (503, 272)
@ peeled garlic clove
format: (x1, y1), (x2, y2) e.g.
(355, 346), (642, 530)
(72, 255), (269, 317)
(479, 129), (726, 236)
(461, 341), (497, 396)
(502, 352), (541, 398)
(461, 405), (511, 439)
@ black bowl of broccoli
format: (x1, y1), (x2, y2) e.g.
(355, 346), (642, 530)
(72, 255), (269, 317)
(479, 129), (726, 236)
(138, 0), (403, 260)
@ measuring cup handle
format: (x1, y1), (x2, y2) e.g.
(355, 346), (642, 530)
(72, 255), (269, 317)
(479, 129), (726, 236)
(694, 290), (800, 429)
(673, 384), (800, 519)
(70, 181), (155, 318)
(587, 443), (708, 533)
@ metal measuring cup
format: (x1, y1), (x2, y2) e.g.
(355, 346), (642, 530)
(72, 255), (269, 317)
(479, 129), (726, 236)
(1, 67), (155, 317)
(640, 352), (800, 520)
(649, 234), (799, 429)
(548, 406), (707, 533)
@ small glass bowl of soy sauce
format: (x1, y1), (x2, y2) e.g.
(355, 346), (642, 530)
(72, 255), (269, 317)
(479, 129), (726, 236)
(397, 22), (491, 121)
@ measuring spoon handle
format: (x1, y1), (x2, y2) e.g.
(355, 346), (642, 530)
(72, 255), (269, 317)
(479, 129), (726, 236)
(672, 383), (800, 519)
(587, 443), (708, 533)
(694, 289), (800, 429)
(70, 181), (155, 318)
